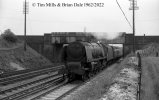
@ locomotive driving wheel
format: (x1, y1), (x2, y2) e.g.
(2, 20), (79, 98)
(88, 72), (94, 78)
(82, 72), (89, 81)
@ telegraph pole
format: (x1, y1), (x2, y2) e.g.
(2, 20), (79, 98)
(129, 0), (139, 52)
(23, 0), (29, 51)
(133, 0), (135, 53)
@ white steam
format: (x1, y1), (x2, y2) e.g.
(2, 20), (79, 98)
(90, 32), (123, 40)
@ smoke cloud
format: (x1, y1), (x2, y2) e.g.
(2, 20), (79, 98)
(90, 32), (123, 40)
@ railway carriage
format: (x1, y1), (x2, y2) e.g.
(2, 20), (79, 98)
(114, 47), (123, 58)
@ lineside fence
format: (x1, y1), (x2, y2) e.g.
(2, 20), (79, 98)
(137, 52), (142, 100)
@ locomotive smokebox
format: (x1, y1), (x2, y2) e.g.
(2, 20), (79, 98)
(67, 42), (86, 61)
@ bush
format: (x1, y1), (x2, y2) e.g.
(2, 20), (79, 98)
(1, 29), (18, 43)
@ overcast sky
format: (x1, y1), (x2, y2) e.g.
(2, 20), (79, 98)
(0, 0), (159, 36)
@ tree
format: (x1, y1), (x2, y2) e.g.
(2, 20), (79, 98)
(1, 29), (18, 43)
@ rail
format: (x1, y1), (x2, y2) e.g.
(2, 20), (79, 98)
(0, 65), (64, 85)
(0, 75), (65, 100)
(32, 67), (104, 100)
(30, 80), (82, 100)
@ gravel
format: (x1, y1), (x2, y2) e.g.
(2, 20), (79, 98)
(99, 57), (139, 100)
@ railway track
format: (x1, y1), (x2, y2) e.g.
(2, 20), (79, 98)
(0, 65), (66, 100)
(0, 65), (64, 85)
(0, 60), (119, 100)
(27, 80), (83, 100)
(0, 74), (65, 100)
(28, 67), (108, 100)
(30, 64), (112, 100)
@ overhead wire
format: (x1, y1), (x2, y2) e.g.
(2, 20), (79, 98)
(115, 0), (133, 29)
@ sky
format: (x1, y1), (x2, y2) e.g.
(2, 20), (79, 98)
(0, 0), (159, 36)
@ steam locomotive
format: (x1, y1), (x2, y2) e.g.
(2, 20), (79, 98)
(62, 41), (123, 80)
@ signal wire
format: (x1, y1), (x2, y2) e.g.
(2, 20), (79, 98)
(115, 0), (133, 29)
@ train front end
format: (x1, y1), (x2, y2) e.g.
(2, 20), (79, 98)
(66, 42), (86, 76)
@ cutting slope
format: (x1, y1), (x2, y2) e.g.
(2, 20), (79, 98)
(0, 41), (53, 73)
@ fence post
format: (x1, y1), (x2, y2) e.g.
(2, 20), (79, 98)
(137, 52), (142, 100)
